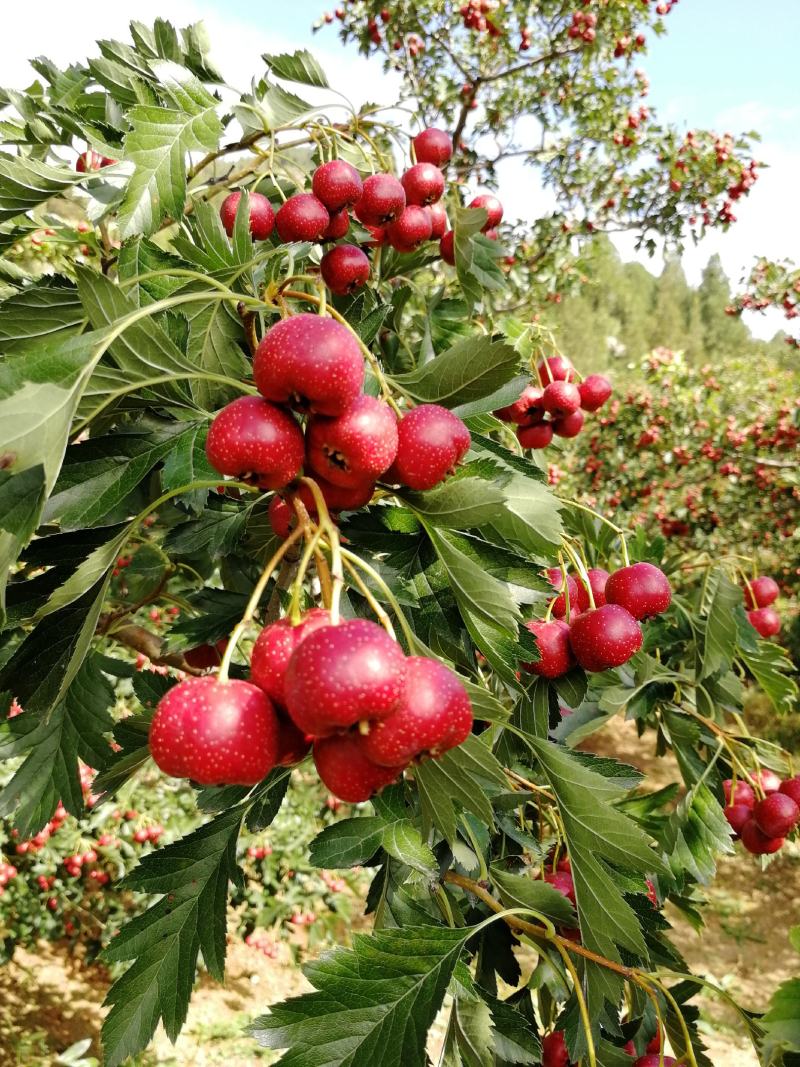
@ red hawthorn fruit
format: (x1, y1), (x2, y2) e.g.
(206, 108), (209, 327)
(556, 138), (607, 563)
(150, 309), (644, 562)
(401, 163), (445, 206)
(184, 641), (227, 670)
(747, 606), (781, 638)
(744, 575), (780, 608)
(312, 159), (363, 211)
(386, 205), (433, 251)
(552, 409), (585, 437)
(723, 778), (756, 808)
(544, 868), (576, 905)
(321, 208), (350, 241)
(275, 193), (330, 243)
(205, 396), (304, 490)
(354, 173), (406, 225)
(517, 421), (553, 449)
(569, 604), (643, 672)
(285, 618), (407, 736)
(586, 567), (610, 607)
(724, 803), (752, 835)
(268, 477), (376, 538)
(386, 404), (471, 490)
(313, 733), (404, 802)
(547, 573), (583, 619)
(440, 230), (456, 264)
(76, 149), (104, 172)
(320, 243), (371, 296)
(753, 793), (799, 837)
(740, 819), (784, 855)
(522, 619), (575, 678)
(268, 495), (296, 539)
(605, 562), (672, 619)
(149, 677), (280, 785)
(250, 608), (332, 707)
(306, 394), (399, 488)
(219, 190), (275, 239)
(751, 768), (783, 794)
(412, 127), (453, 166)
(578, 374), (612, 411)
(360, 656), (473, 766)
(537, 355), (574, 384)
(542, 381), (581, 417)
(254, 313), (364, 416)
(779, 776), (800, 806)
(426, 202), (448, 239)
(541, 1030), (570, 1067)
(468, 193), (503, 231)
(507, 385), (545, 425)
(275, 710), (312, 766)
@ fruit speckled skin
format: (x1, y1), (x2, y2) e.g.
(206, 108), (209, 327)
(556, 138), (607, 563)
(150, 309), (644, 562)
(517, 421), (553, 449)
(275, 710), (311, 766)
(439, 230), (456, 264)
(468, 194), (503, 231)
(354, 173), (406, 225)
(427, 202), (447, 239)
(522, 619), (575, 678)
(569, 604), (643, 671)
(538, 355), (574, 383)
(149, 677), (279, 786)
(386, 205), (433, 251)
(320, 244), (370, 296)
(740, 819), (784, 855)
(268, 476), (376, 537)
(544, 869), (576, 906)
(219, 190), (275, 239)
(507, 385), (545, 425)
(724, 803), (752, 835)
(578, 373), (612, 411)
(250, 608), (332, 707)
(387, 404), (470, 490)
(586, 567), (610, 607)
(306, 394), (398, 488)
(275, 193), (330, 243)
(605, 562), (672, 619)
(205, 396), (304, 490)
(401, 163), (445, 206)
(285, 619), (407, 736)
(254, 313), (364, 416)
(723, 778), (755, 807)
(744, 575), (780, 608)
(747, 606), (781, 637)
(779, 776), (800, 806)
(322, 208), (350, 241)
(412, 127), (453, 166)
(313, 734), (403, 802)
(360, 656), (473, 767)
(552, 408), (585, 438)
(542, 380), (581, 417)
(312, 159), (363, 211)
(754, 792), (799, 837)
(546, 568), (588, 617)
(541, 1031), (570, 1067)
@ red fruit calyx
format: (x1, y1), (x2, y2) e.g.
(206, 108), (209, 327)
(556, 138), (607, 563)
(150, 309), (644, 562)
(149, 677), (279, 786)
(360, 656), (473, 767)
(387, 404), (471, 490)
(285, 618), (407, 736)
(205, 395), (304, 490)
(605, 562), (672, 620)
(254, 313), (364, 416)
(219, 190), (275, 240)
(306, 394), (399, 488)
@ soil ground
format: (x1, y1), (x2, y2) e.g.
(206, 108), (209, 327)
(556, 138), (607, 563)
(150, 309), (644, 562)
(1, 719), (797, 1066)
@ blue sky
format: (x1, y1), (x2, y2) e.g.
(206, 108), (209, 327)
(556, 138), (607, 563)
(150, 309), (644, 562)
(3, 0), (798, 336)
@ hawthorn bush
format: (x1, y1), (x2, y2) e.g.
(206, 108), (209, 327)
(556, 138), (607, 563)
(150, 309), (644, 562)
(0, 12), (798, 1067)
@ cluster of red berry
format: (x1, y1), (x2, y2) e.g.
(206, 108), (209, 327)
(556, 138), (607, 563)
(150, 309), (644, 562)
(203, 313), (471, 532)
(459, 0), (502, 37)
(0, 861), (17, 895)
(495, 353), (612, 449)
(542, 1028), (680, 1066)
(723, 772), (800, 856)
(524, 562), (672, 677)
(567, 9), (597, 43)
(743, 574), (782, 638)
(149, 614), (474, 802)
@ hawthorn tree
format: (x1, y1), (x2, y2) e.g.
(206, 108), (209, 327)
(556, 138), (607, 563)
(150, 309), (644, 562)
(0, 14), (798, 1067)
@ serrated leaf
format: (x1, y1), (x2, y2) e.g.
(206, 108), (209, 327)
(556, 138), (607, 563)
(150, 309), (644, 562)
(662, 783), (735, 887)
(0, 277), (84, 352)
(402, 477), (507, 530)
(161, 421), (216, 513)
(427, 526), (520, 634)
(0, 152), (84, 221)
(250, 924), (475, 1067)
(490, 867), (576, 927)
(392, 335), (519, 410)
(700, 569), (741, 679)
(416, 733), (505, 842)
(264, 49), (329, 87)
(310, 816), (386, 868)
(102, 805), (244, 1067)
(0, 464), (45, 543)
(185, 298), (249, 409)
(738, 639), (799, 714)
(486, 474), (563, 556)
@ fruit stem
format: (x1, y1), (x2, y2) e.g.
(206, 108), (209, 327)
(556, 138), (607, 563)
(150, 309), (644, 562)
(218, 522), (307, 683)
(337, 546), (417, 649)
(562, 540), (596, 610)
(341, 557), (396, 639)
(460, 815), (489, 883)
(289, 523), (328, 625)
(644, 975), (701, 1067)
(558, 554), (572, 623)
(503, 766), (555, 802)
(552, 938), (597, 1067)
(298, 478), (345, 625)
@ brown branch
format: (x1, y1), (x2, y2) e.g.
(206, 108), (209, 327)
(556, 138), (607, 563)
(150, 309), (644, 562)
(101, 621), (205, 676)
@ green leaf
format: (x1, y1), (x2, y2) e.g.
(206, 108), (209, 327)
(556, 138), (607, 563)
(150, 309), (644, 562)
(402, 477), (507, 530)
(0, 152), (84, 222)
(738, 639), (799, 715)
(185, 298), (248, 409)
(250, 924), (475, 1067)
(761, 978), (800, 1059)
(0, 277), (84, 352)
(662, 783), (735, 887)
(486, 474), (563, 556)
(161, 422), (216, 513)
(380, 817), (437, 877)
(33, 523), (131, 621)
(416, 734), (505, 842)
(392, 335), (520, 410)
(0, 464), (45, 543)
(490, 867), (576, 927)
(700, 569), (741, 679)
(264, 49), (329, 87)
(102, 805), (245, 1067)
(164, 505), (249, 558)
(482, 991), (541, 1065)
(117, 72), (222, 236)
(310, 816), (386, 868)
(427, 526), (520, 634)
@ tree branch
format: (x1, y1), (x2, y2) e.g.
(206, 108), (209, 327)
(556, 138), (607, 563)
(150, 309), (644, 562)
(100, 621), (205, 676)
